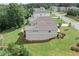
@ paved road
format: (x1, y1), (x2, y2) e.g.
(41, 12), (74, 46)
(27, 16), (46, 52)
(54, 12), (79, 30)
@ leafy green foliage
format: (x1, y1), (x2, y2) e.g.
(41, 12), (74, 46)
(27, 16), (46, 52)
(7, 43), (30, 56)
(19, 45), (30, 56)
(0, 3), (33, 32)
(71, 46), (79, 52)
(7, 3), (25, 28)
(0, 42), (30, 56)
(67, 7), (79, 16)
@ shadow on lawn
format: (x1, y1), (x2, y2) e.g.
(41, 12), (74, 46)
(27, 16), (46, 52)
(15, 32), (55, 45)
(2, 27), (16, 33)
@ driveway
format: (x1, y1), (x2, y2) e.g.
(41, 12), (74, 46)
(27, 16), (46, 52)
(54, 12), (79, 30)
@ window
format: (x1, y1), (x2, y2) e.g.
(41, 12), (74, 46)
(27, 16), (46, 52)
(48, 30), (51, 33)
(33, 22), (37, 26)
(29, 23), (31, 26)
(40, 14), (42, 16)
(33, 30), (38, 32)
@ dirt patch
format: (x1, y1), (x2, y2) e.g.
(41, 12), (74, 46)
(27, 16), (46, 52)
(73, 51), (79, 56)
(0, 46), (7, 48)
(0, 34), (3, 40)
(71, 44), (79, 56)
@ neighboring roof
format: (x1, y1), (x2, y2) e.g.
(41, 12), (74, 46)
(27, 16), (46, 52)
(33, 7), (45, 12)
(33, 10), (49, 14)
(33, 7), (49, 14)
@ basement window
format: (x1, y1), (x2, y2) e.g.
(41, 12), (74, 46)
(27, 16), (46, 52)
(29, 23), (31, 26)
(33, 30), (38, 32)
(48, 30), (51, 33)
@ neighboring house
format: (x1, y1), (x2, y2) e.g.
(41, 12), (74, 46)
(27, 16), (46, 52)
(51, 6), (71, 12)
(51, 6), (79, 13)
(28, 7), (50, 25)
(57, 7), (67, 12)
(51, 6), (58, 12)
(67, 6), (79, 11)
(23, 7), (58, 41)
(33, 7), (46, 12)
(33, 7), (50, 17)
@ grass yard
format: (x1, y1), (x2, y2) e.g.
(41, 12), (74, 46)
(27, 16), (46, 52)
(2, 19), (27, 45)
(52, 18), (64, 24)
(65, 15), (79, 22)
(1, 15), (79, 56)
(2, 28), (21, 45)
(51, 13), (64, 24)
(1, 26), (79, 56)
(24, 27), (79, 56)
(0, 14), (79, 56)
(51, 13), (56, 17)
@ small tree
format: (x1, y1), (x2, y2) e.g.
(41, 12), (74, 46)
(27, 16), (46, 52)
(58, 22), (62, 28)
(7, 43), (30, 56)
(69, 22), (71, 27)
(7, 3), (25, 28)
(19, 45), (30, 56)
(7, 43), (20, 55)
(0, 48), (12, 56)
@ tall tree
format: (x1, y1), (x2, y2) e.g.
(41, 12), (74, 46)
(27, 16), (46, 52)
(7, 3), (25, 28)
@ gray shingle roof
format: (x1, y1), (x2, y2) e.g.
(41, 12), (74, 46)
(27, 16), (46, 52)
(25, 16), (58, 30)
(33, 7), (49, 14)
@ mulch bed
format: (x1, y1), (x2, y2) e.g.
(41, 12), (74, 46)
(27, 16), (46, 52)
(73, 51), (79, 56)
(71, 44), (79, 56)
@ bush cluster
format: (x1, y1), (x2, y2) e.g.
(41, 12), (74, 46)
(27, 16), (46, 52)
(67, 7), (79, 16)
(71, 43), (79, 52)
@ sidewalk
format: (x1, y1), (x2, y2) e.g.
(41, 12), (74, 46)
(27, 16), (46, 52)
(54, 12), (79, 30)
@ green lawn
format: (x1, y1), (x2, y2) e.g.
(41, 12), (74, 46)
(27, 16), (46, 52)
(2, 19), (26, 45)
(2, 26), (79, 56)
(51, 13), (64, 24)
(65, 15), (78, 22)
(24, 27), (79, 56)
(1, 15), (79, 56)
(52, 18), (64, 24)
(2, 28), (21, 45)
(51, 13), (56, 17)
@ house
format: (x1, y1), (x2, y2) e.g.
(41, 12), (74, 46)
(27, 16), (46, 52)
(51, 6), (68, 12)
(33, 7), (46, 12)
(51, 6), (58, 12)
(23, 7), (58, 41)
(57, 7), (67, 12)
(33, 7), (50, 17)
(24, 16), (58, 41)
(51, 6), (79, 13)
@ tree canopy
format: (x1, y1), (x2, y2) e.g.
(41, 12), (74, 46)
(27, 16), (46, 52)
(0, 3), (79, 31)
(0, 3), (33, 32)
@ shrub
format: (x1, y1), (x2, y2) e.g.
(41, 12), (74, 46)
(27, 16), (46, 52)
(69, 23), (71, 27)
(71, 46), (76, 51)
(67, 7), (79, 16)
(7, 43), (30, 56)
(71, 46), (79, 52)
(76, 43), (79, 47)
(75, 48), (79, 52)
